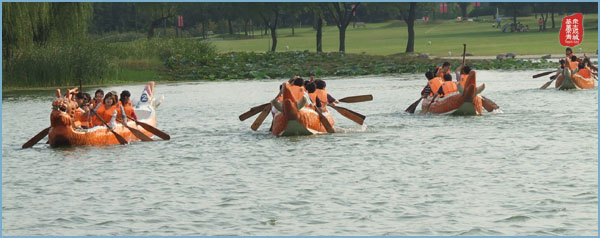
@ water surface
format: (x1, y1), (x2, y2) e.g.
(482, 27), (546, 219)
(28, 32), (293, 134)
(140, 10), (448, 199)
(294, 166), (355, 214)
(2, 70), (597, 235)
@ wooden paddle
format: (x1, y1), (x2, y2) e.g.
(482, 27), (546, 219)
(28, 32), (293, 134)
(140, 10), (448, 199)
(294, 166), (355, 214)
(405, 96), (425, 114)
(22, 127), (51, 149)
(532, 71), (556, 78)
(328, 104), (365, 125)
(117, 105), (153, 142)
(338, 95), (373, 103)
(126, 115), (170, 140)
(481, 96), (500, 112)
(462, 43), (467, 65)
(117, 118), (153, 142)
(316, 107), (335, 133)
(540, 77), (557, 89)
(239, 103), (270, 121)
(420, 94), (438, 115)
(251, 104), (272, 131)
(90, 109), (128, 145)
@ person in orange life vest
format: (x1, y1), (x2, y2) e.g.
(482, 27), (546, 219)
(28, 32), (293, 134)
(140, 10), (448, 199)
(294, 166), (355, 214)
(419, 71), (437, 97)
(314, 79), (339, 106)
(455, 64), (473, 87)
(93, 92), (119, 128)
(434, 62), (451, 78)
(117, 90), (137, 122)
(565, 47), (575, 58)
(271, 78), (309, 113)
(73, 92), (91, 129)
(574, 60), (594, 80)
(304, 82), (318, 111)
(91, 89), (104, 112)
(436, 74), (458, 98)
(567, 55), (579, 71)
(583, 54), (597, 72)
(425, 71), (443, 97)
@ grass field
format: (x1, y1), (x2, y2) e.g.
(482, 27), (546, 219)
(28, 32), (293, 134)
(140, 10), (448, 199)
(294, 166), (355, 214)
(212, 14), (598, 57)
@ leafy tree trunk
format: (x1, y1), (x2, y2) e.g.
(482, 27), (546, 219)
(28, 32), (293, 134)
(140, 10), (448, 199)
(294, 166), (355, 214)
(291, 20), (295, 36)
(543, 12), (548, 30)
(512, 5), (517, 26)
(551, 6), (556, 28)
(404, 3), (416, 53)
(338, 27), (346, 52)
(327, 2), (360, 53)
(244, 19), (249, 36)
(316, 16), (323, 53)
(202, 20), (206, 39)
(228, 18), (233, 35)
(270, 24), (277, 52)
(458, 3), (468, 19)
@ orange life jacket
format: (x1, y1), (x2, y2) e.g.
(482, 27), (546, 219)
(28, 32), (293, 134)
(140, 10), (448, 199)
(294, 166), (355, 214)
(435, 66), (446, 78)
(288, 85), (305, 102)
(578, 67), (591, 79)
(74, 108), (90, 128)
(93, 104), (116, 127)
(458, 74), (469, 87)
(428, 77), (443, 97)
(440, 81), (458, 97)
(569, 61), (579, 71)
(116, 101), (137, 121)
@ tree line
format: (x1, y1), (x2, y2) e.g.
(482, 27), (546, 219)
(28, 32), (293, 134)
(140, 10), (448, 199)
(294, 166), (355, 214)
(3, 2), (598, 60)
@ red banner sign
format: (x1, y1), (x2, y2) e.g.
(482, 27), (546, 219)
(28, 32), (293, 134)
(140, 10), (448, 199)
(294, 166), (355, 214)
(559, 13), (583, 47)
(440, 3), (447, 14)
(178, 15), (184, 28)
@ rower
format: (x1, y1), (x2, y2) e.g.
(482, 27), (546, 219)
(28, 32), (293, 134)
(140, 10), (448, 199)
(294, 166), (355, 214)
(73, 92), (91, 129)
(118, 90), (137, 122)
(455, 64), (472, 87)
(437, 74), (458, 98)
(92, 92), (118, 128)
(426, 71), (443, 97)
(435, 62), (451, 78)
(91, 89), (104, 112)
(314, 79), (332, 110)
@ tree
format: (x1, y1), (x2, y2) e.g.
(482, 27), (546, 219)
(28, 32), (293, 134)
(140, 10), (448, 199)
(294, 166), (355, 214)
(258, 3), (282, 52)
(402, 3), (417, 53)
(2, 2), (92, 59)
(457, 3), (470, 20)
(306, 3), (327, 52)
(137, 3), (176, 39)
(326, 2), (360, 53)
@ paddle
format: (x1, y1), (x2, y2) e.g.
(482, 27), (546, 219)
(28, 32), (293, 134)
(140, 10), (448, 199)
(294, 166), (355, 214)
(239, 103), (270, 121)
(90, 109), (128, 145)
(462, 43), (467, 65)
(481, 96), (500, 112)
(117, 105), (153, 142)
(251, 104), (272, 131)
(316, 106), (335, 133)
(338, 95), (373, 103)
(405, 96), (425, 114)
(328, 104), (365, 125)
(126, 115), (170, 140)
(22, 127), (51, 149)
(532, 71), (556, 78)
(420, 94), (439, 115)
(540, 77), (557, 89)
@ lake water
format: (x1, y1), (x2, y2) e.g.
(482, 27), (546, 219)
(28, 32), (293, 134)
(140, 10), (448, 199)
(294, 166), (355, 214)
(2, 70), (597, 235)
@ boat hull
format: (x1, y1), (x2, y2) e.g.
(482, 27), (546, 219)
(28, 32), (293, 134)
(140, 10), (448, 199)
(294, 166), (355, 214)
(557, 68), (595, 90)
(271, 108), (335, 136)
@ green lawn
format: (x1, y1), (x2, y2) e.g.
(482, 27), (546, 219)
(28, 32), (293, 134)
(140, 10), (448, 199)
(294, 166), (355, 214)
(211, 14), (598, 57)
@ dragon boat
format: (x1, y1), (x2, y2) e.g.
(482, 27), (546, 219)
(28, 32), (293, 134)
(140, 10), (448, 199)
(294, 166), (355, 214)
(48, 82), (161, 147)
(421, 72), (485, 116)
(271, 83), (335, 136)
(556, 67), (595, 90)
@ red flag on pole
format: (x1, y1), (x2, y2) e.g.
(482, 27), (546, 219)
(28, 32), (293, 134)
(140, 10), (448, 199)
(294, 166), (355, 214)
(178, 15), (184, 27)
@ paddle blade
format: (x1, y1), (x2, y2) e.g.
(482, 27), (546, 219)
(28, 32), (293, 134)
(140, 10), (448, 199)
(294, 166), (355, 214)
(481, 96), (500, 112)
(22, 127), (50, 149)
(532, 71), (555, 78)
(405, 97), (423, 114)
(110, 129), (129, 145)
(239, 103), (270, 121)
(251, 104), (272, 131)
(540, 80), (553, 89)
(338, 95), (373, 103)
(136, 121), (170, 140)
(120, 120), (153, 142)
(330, 105), (365, 125)
(316, 108), (335, 133)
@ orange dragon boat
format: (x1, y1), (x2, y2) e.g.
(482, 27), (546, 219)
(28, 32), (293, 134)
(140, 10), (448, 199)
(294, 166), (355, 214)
(421, 72), (485, 116)
(556, 67), (595, 90)
(48, 82), (161, 147)
(271, 83), (335, 136)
